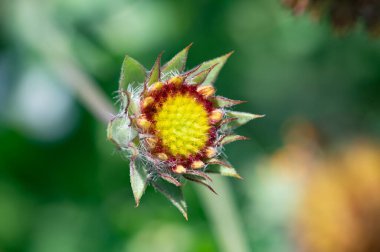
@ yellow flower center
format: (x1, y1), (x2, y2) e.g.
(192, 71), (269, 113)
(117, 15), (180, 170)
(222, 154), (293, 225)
(153, 94), (210, 157)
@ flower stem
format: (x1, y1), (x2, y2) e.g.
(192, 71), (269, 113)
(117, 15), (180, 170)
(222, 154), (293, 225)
(195, 176), (251, 252)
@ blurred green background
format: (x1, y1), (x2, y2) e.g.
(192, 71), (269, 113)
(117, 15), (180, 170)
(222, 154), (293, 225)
(1, 0), (380, 252)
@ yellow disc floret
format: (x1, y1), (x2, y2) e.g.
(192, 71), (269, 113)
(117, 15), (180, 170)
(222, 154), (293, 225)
(154, 94), (210, 157)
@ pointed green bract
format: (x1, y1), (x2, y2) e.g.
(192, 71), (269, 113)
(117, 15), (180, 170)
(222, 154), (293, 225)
(206, 161), (242, 179)
(185, 169), (212, 182)
(189, 51), (233, 87)
(207, 158), (232, 168)
(107, 116), (138, 149)
(190, 64), (217, 85)
(213, 96), (246, 108)
(152, 179), (188, 220)
(161, 44), (192, 78)
(146, 53), (162, 87)
(119, 55), (146, 90)
(219, 134), (249, 146)
(130, 151), (149, 206)
(120, 91), (139, 115)
(184, 174), (217, 194)
(225, 111), (265, 129)
(160, 173), (182, 187)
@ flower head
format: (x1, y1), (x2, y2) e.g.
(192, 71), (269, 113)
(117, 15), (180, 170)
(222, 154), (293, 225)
(107, 45), (263, 219)
(297, 140), (380, 252)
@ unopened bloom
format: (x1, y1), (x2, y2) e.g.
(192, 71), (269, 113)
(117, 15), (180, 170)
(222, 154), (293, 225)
(107, 45), (263, 219)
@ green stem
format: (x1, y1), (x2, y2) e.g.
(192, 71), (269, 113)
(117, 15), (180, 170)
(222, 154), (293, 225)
(195, 176), (251, 252)
(47, 58), (116, 123)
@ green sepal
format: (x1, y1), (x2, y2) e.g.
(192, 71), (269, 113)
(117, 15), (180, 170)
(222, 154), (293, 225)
(212, 96), (246, 108)
(152, 179), (188, 220)
(188, 51), (233, 87)
(224, 111), (265, 130)
(159, 173), (182, 187)
(219, 134), (249, 146)
(107, 116), (138, 149)
(119, 55), (147, 91)
(145, 52), (162, 87)
(129, 145), (149, 206)
(183, 174), (217, 194)
(207, 158), (232, 168)
(184, 169), (212, 183)
(120, 90), (139, 115)
(161, 44), (192, 79)
(190, 64), (217, 85)
(206, 159), (242, 179)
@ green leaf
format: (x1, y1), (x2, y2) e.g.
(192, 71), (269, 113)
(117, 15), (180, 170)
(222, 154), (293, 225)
(119, 55), (146, 90)
(219, 134), (249, 146)
(152, 179), (188, 220)
(206, 160), (242, 179)
(224, 111), (265, 130)
(130, 146), (148, 206)
(212, 96), (246, 108)
(161, 44), (192, 78)
(146, 53), (162, 87)
(189, 51), (233, 87)
(107, 116), (138, 149)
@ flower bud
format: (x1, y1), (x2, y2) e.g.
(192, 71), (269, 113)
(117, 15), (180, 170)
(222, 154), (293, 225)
(173, 165), (186, 174)
(145, 137), (158, 149)
(210, 109), (223, 124)
(142, 96), (154, 109)
(205, 147), (217, 158)
(197, 85), (215, 98)
(168, 76), (184, 86)
(136, 115), (151, 131)
(150, 81), (164, 92)
(191, 160), (205, 169)
(157, 153), (168, 161)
